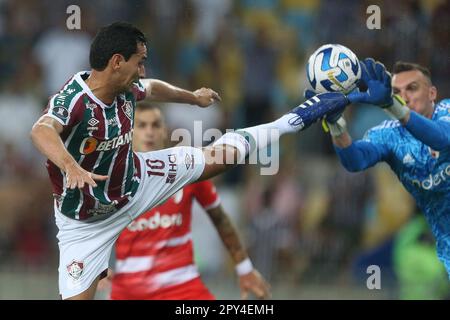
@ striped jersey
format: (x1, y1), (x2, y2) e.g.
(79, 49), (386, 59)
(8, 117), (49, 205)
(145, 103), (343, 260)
(111, 181), (220, 299)
(44, 71), (146, 221)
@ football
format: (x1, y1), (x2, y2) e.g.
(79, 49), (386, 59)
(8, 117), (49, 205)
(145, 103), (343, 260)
(306, 44), (361, 94)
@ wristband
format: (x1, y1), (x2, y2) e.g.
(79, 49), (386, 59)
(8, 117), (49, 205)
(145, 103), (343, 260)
(235, 258), (253, 276)
(383, 95), (409, 120)
(324, 116), (347, 137)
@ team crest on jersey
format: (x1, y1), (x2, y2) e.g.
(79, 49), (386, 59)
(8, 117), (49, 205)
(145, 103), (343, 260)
(429, 147), (440, 159)
(67, 260), (84, 280)
(122, 101), (133, 120)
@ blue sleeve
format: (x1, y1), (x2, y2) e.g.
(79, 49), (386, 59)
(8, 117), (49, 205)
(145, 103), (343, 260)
(404, 111), (450, 151)
(335, 140), (389, 172)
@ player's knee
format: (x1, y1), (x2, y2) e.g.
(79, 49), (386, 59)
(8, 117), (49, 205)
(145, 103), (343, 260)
(203, 145), (240, 166)
(211, 132), (249, 164)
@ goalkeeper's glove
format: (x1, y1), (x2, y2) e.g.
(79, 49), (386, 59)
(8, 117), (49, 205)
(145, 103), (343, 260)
(325, 116), (347, 137)
(347, 58), (409, 120)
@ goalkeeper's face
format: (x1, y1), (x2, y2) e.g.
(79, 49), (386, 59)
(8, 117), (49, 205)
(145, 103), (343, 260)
(392, 70), (437, 118)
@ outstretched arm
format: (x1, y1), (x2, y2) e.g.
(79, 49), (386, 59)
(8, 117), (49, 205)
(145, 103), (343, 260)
(334, 135), (388, 172)
(206, 205), (271, 299)
(140, 79), (221, 107)
(329, 118), (388, 172)
(347, 58), (450, 151)
(402, 111), (450, 151)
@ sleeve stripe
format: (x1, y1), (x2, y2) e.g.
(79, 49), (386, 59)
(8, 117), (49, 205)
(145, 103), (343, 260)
(44, 113), (67, 126)
(203, 197), (221, 211)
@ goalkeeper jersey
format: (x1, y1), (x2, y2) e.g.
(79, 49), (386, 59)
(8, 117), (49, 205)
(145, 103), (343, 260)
(363, 99), (450, 273)
(43, 71), (146, 221)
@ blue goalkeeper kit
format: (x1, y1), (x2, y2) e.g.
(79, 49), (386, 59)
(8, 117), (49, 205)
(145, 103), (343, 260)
(335, 99), (450, 277)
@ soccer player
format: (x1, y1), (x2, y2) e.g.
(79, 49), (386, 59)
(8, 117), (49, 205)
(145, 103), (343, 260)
(30, 22), (350, 299)
(321, 59), (450, 277)
(103, 102), (270, 300)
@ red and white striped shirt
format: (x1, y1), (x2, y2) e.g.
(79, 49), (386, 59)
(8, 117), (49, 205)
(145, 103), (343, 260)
(111, 180), (220, 299)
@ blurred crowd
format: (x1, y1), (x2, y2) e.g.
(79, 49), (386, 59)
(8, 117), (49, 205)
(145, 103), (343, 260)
(0, 0), (449, 299)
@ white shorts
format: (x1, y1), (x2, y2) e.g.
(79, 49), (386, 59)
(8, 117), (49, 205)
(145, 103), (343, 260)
(55, 146), (205, 299)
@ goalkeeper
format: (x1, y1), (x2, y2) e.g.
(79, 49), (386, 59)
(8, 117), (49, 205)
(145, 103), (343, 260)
(309, 60), (450, 278)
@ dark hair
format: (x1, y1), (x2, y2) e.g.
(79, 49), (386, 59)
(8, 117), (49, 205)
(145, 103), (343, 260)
(393, 61), (432, 81)
(90, 22), (147, 71)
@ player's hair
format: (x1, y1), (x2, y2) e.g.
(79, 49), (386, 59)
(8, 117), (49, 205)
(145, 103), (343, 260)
(393, 61), (432, 82)
(136, 101), (160, 112)
(90, 22), (147, 71)
(135, 102), (166, 130)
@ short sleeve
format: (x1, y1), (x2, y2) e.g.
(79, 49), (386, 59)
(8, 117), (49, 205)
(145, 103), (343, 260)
(131, 80), (147, 102)
(43, 90), (84, 129)
(192, 180), (220, 210)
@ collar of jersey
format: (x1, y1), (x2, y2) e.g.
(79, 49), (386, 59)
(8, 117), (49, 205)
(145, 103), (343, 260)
(74, 71), (117, 109)
(431, 101), (442, 121)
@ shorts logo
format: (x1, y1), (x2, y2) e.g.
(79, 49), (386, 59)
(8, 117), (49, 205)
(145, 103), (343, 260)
(429, 147), (439, 159)
(122, 101), (133, 120)
(67, 260), (84, 280)
(185, 154), (194, 170)
(166, 154), (177, 184)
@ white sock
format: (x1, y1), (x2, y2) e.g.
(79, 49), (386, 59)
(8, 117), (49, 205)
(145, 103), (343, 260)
(212, 114), (298, 162)
(237, 113), (300, 150)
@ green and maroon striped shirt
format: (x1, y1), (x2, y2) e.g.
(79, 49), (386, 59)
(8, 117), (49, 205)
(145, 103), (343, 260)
(44, 71), (146, 221)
